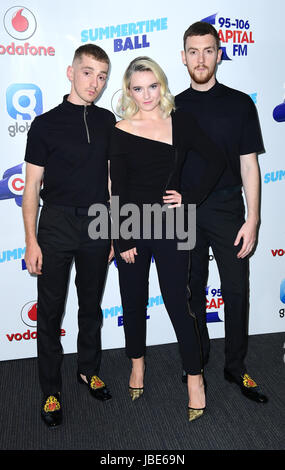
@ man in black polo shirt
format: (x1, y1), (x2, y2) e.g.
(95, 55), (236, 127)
(176, 22), (268, 403)
(22, 44), (116, 427)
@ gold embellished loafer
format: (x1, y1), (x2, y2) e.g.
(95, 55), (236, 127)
(129, 386), (144, 401)
(77, 372), (112, 401)
(224, 370), (268, 403)
(41, 393), (62, 427)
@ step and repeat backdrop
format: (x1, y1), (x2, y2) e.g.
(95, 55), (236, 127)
(1, 0), (284, 361)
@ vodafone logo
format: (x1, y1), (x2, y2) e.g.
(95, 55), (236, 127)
(21, 300), (37, 327)
(4, 6), (37, 40)
(5, 301), (66, 342)
(1, 7), (55, 57)
(271, 249), (285, 257)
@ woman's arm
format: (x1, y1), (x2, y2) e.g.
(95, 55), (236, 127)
(109, 129), (138, 258)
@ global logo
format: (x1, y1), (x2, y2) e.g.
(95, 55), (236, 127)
(3, 6), (37, 40)
(7, 83), (43, 121)
(281, 279), (285, 304)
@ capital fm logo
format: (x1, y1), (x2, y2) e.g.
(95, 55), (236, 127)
(4, 6), (37, 40)
(1, 6), (55, 56)
(201, 12), (255, 60)
(0, 162), (25, 206)
(206, 285), (224, 323)
(6, 83), (43, 138)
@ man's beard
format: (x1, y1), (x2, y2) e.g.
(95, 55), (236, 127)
(189, 66), (215, 85)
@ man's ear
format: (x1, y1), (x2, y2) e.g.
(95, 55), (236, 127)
(66, 65), (73, 82)
(181, 50), (186, 65)
(217, 48), (222, 65)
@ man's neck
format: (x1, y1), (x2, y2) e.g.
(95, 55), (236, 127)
(190, 76), (217, 92)
(67, 92), (92, 106)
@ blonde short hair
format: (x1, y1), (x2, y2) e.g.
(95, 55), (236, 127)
(117, 56), (175, 119)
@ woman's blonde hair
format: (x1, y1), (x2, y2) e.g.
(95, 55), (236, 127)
(117, 56), (175, 119)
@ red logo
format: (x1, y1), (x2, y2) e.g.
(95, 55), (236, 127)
(5, 301), (66, 342)
(4, 7), (37, 40)
(271, 249), (285, 257)
(12, 9), (29, 32)
(1, 7), (55, 57)
(21, 300), (37, 327)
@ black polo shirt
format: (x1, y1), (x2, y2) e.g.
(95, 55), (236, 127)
(175, 81), (265, 191)
(24, 95), (116, 207)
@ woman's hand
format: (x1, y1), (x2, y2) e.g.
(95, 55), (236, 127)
(120, 247), (138, 263)
(163, 190), (182, 208)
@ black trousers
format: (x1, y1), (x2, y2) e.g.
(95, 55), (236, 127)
(189, 187), (249, 380)
(114, 233), (203, 376)
(37, 205), (110, 395)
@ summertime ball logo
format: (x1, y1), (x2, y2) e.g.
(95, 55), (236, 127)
(4, 6), (37, 40)
(81, 17), (168, 53)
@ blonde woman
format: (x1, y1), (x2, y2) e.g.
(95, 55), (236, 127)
(109, 57), (225, 421)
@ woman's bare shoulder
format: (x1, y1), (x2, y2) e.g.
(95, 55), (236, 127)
(115, 119), (132, 132)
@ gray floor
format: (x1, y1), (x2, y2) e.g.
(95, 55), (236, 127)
(0, 332), (284, 451)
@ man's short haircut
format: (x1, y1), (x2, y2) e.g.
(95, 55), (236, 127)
(73, 43), (110, 65)
(183, 21), (220, 50)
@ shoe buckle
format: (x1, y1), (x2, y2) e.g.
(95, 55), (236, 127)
(90, 376), (105, 390)
(242, 374), (257, 388)
(44, 396), (60, 412)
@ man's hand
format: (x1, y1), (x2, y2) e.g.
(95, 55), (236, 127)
(234, 218), (258, 259)
(25, 240), (43, 275)
(237, 153), (260, 259)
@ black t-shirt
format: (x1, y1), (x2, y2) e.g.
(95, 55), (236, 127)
(175, 81), (265, 191)
(24, 95), (116, 206)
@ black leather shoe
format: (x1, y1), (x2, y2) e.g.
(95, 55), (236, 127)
(77, 372), (112, 401)
(41, 393), (62, 427)
(224, 370), (268, 403)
